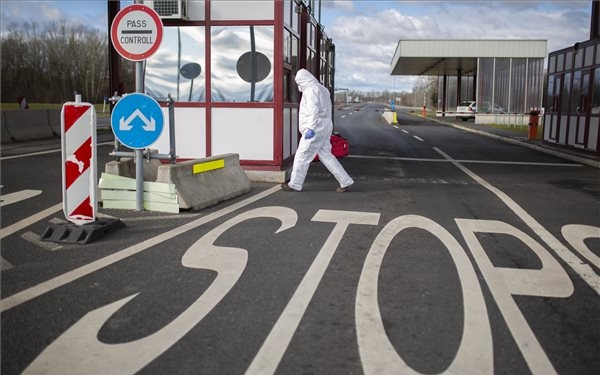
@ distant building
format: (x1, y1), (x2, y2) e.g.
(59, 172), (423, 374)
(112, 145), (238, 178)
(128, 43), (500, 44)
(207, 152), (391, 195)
(390, 39), (546, 124)
(544, 2), (600, 155)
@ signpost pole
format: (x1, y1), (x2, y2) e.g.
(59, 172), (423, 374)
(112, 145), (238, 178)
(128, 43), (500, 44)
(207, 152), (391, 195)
(110, 2), (163, 212)
(135, 60), (144, 211)
(134, 0), (144, 211)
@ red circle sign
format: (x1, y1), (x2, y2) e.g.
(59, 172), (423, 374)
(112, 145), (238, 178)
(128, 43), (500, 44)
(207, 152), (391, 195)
(111, 4), (163, 61)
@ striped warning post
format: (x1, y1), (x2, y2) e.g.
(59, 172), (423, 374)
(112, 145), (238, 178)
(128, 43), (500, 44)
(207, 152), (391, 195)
(61, 100), (97, 225)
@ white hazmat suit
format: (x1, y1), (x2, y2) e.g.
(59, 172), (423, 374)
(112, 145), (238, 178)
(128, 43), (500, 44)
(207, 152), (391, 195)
(285, 69), (354, 192)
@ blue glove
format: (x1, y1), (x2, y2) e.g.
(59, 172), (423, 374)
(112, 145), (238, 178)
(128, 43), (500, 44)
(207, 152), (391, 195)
(304, 129), (315, 139)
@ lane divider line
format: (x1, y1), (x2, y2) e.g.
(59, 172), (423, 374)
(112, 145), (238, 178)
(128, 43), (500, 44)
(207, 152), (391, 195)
(347, 154), (581, 167)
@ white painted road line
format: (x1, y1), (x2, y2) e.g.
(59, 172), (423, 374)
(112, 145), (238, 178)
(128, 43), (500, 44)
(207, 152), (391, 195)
(348, 154), (582, 167)
(0, 185), (281, 312)
(413, 135), (425, 142)
(433, 147), (599, 295)
(401, 129), (409, 134)
(245, 210), (380, 375)
(1, 203), (62, 239)
(0, 141), (113, 161)
(1, 190), (42, 207)
(1, 257), (14, 271)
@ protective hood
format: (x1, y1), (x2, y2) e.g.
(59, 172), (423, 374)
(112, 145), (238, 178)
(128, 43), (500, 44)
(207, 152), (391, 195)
(295, 69), (318, 92)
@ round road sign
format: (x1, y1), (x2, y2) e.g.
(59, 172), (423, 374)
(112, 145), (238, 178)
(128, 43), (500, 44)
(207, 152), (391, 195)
(111, 4), (163, 61)
(111, 93), (164, 149)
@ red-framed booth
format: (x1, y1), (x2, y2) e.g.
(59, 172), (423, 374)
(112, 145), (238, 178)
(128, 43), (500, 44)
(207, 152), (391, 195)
(108, 0), (336, 181)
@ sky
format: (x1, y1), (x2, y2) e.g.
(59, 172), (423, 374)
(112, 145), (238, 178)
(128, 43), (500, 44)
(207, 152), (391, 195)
(0, 1), (593, 93)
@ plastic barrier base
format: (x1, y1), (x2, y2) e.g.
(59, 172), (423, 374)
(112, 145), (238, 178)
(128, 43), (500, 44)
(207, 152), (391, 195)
(40, 218), (125, 244)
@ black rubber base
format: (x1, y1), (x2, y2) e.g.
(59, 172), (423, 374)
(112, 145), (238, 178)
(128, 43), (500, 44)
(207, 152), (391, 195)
(40, 218), (125, 244)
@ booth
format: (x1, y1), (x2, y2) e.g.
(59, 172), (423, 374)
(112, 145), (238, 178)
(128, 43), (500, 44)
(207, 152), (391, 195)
(109, 0), (335, 182)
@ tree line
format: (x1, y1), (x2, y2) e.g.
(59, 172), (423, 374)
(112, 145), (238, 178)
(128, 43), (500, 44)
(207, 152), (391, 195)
(1, 20), (134, 104)
(333, 76), (439, 109)
(1, 20), (437, 107)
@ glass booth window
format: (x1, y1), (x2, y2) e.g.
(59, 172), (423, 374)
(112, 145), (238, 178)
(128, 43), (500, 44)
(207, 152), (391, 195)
(145, 26), (205, 102)
(572, 71), (581, 113)
(562, 72), (572, 113)
(211, 26), (274, 102)
(283, 31), (299, 69)
(592, 68), (600, 114)
(547, 75), (555, 111)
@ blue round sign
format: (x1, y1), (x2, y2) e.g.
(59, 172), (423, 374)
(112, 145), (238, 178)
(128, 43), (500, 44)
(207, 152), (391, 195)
(111, 93), (164, 149)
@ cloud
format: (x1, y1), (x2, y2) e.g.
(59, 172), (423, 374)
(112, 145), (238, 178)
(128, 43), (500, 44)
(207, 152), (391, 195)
(324, 1), (591, 92)
(1, 0), (107, 34)
(321, 0), (355, 12)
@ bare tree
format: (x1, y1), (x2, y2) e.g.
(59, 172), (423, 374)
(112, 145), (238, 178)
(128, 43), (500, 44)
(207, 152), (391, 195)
(1, 20), (131, 104)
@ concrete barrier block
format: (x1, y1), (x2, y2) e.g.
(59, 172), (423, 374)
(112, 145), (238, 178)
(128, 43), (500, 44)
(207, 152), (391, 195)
(156, 153), (251, 210)
(4, 110), (54, 141)
(47, 109), (62, 136)
(104, 158), (161, 181)
(1, 111), (12, 144)
(244, 169), (288, 183)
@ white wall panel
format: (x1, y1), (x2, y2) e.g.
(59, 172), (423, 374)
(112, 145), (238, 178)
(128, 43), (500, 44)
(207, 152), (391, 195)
(568, 116), (577, 146)
(211, 0), (273, 21)
(577, 120), (586, 144)
(152, 107), (206, 159)
(283, 108), (291, 159)
(187, 0), (205, 20)
(559, 116), (568, 144)
(589, 118), (599, 150)
(291, 108), (298, 154)
(212, 108), (273, 160)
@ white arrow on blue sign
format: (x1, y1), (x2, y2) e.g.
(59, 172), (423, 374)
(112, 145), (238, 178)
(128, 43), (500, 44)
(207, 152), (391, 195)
(111, 93), (164, 149)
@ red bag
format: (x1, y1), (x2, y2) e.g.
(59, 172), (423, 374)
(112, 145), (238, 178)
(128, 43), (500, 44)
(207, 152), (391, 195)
(314, 133), (349, 162)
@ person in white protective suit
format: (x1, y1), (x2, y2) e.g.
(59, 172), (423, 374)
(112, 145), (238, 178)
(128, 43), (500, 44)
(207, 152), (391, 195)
(281, 69), (354, 192)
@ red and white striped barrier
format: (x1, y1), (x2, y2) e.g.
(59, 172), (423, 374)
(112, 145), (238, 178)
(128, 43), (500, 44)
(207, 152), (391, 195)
(61, 98), (97, 225)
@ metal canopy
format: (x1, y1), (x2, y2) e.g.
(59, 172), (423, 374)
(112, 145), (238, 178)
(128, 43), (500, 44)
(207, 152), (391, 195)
(390, 39), (547, 76)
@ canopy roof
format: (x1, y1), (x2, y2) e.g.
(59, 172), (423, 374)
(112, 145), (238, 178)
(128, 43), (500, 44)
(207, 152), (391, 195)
(390, 39), (547, 76)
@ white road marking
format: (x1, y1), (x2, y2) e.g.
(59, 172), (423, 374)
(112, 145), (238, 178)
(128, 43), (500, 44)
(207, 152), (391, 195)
(121, 213), (202, 222)
(0, 185), (281, 312)
(434, 147), (600, 295)
(1, 203), (62, 239)
(348, 154), (582, 167)
(21, 231), (63, 251)
(356, 215), (493, 375)
(458, 219), (572, 374)
(1, 190), (42, 207)
(23, 207), (298, 375)
(401, 129), (409, 134)
(413, 135), (425, 142)
(246, 210), (380, 375)
(0, 141), (113, 161)
(341, 115), (347, 119)
(561, 224), (600, 268)
(1, 257), (14, 271)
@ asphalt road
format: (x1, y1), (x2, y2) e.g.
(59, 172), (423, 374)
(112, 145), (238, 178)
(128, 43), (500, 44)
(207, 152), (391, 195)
(1, 104), (599, 375)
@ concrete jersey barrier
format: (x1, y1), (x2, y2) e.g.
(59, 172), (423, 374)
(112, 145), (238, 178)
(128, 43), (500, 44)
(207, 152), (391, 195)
(104, 153), (251, 211)
(1, 109), (61, 142)
(156, 154), (251, 210)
